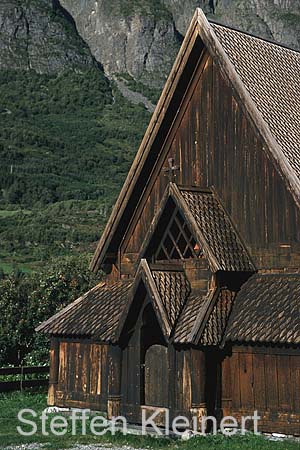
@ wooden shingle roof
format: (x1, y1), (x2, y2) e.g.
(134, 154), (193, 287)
(225, 273), (300, 345)
(115, 260), (191, 341)
(212, 23), (300, 179)
(173, 292), (213, 344)
(174, 288), (234, 345)
(36, 281), (132, 342)
(179, 188), (254, 272)
(141, 183), (255, 272)
(152, 268), (190, 328)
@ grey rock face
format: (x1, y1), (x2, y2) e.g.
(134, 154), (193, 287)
(0, 0), (94, 73)
(58, 0), (300, 88)
(59, 0), (182, 87)
(214, 0), (300, 50)
(1, 0), (300, 84)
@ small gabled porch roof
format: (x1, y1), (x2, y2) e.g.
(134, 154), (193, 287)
(116, 259), (191, 342)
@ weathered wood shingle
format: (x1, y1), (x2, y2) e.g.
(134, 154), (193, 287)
(152, 269), (190, 328)
(173, 293), (210, 344)
(36, 281), (132, 342)
(212, 23), (300, 180)
(225, 273), (300, 344)
(174, 288), (234, 345)
(179, 187), (254, 271)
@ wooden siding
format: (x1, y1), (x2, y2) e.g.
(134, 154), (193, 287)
(121, 52), (300, 274)
(222, 345), (300, 434)
(54, 340), (108, 411)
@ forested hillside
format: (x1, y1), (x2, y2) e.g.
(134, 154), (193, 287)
(0, 1), (155, 273)
(0, 69), (151, 271)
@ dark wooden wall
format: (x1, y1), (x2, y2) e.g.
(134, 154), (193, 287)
(222, 345), (300, 434)
(119, 51), (300, 275)
(52, 339), (109, 410)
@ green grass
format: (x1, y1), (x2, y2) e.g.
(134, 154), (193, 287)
(0, 391), (299, 449)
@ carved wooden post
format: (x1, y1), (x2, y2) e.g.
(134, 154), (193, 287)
(190, 348), (207, 429)
(107, 345), (122, 418)
(48, 338), (59, 406)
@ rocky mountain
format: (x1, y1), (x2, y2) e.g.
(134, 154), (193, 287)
(1, 1), (299, 87)
(0, 0), (95, 73)
(58, 0), (300, 87)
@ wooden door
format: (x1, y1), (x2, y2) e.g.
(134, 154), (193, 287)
(144, 344), (168, 406)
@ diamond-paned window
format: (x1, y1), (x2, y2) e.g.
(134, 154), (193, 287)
(153, 206), (202, 262)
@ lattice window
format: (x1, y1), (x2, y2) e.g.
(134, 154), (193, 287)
(154, 207), (202, 261)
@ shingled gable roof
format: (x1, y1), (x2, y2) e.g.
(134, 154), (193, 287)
(174, 288), (218, 344)
(140, 183), (255, 272)
(173, 287), (234, 345)
(90, 8), (300, 272)
(224, 273), (300, 345)
(115, 259), (190, 341)
(35, 281), (132, 342)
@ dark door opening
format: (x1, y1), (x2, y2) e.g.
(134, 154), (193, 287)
(140, 302), (167, 406)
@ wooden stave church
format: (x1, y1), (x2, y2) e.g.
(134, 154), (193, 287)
(37, 9), (300, 435)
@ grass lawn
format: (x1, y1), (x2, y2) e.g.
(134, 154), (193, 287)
(0, 390), (298, 449)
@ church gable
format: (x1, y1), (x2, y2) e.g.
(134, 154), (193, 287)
(91, 9), (300, 274)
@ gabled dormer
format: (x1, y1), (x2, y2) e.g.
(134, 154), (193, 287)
(140, 183), (255, 274)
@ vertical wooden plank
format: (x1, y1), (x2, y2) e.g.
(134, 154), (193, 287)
(252, 353), (266, 411)
(101, 345), (108, 400)
(290, 355), (300, 413)
(58, 341), (66, 391)
(81, 343), (88, 397)
(221, 354), (232, 416)
(230, 351), (241, 410)
(277, 355), (291, 412)
(190, 348), (206, 407)
(89, 344), (96, 396)
(265, 354), (278, 411)
(121, 347), (128, 407)
(97, 345), (102, 395)
(48, 338), (59, 405)
(107, 345), (122, 418)
(182, 351), (191, 412)
(239, 352), (254, 409)
(168, 344), (176, 415)
(67, 343), (75, 397)
(175, 348), (183, 411)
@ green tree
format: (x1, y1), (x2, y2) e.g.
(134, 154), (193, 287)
(0, 255), (100, 366)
